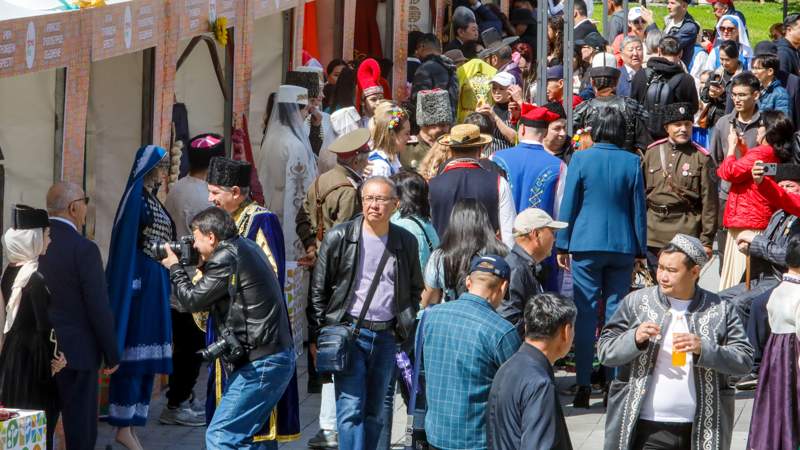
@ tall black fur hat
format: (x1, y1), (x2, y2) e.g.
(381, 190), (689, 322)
(661, 103), (695, 125)
(207, 157), (252, 188)
(286, 70), (322, 98)
(13, 204), (49, 230)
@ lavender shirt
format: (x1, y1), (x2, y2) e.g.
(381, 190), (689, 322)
(347, 227), (396, 322)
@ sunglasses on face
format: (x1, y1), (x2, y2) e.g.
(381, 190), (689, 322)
(719, 26), (736, 33)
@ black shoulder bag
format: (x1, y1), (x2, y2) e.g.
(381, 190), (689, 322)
(316, 247), (391, 374)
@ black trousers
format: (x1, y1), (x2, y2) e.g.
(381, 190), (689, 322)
(55, 368), (98, 450)
(632, 419), (692, 450)
(166, 309), (206, 407)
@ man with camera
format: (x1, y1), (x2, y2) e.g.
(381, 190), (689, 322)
(161, 206), (295, 449)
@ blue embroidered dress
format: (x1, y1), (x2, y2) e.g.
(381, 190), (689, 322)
(106, 145), (175, 426)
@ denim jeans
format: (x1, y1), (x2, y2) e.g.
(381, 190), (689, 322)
(571, 251), (634, 386)
(334, 328), (397, 450)
(206, 348), (296, 450)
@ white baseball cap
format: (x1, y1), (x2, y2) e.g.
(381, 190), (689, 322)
(628, 6), (644, 21)
(490, 71), (517, 87)
(591, 52), (618, 68)
(512, 208), (568, 237)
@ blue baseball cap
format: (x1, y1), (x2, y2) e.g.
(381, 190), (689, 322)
(469, 254), (511, 280)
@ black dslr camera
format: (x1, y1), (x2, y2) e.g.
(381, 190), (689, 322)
(200, 327), (246, 363)
(150, 235), (199, 266)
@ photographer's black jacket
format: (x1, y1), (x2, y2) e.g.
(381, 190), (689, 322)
(170, 236), (293, 360)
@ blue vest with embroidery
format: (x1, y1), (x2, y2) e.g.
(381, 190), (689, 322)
(493, 142), (561, 215)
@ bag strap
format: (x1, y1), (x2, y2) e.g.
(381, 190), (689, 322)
(353, 245), (391, 333)
(315, 180), (354, 242)
(406, 215), (434, 253)
(409, 309), (427, 413)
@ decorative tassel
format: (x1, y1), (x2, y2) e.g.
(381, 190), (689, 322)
(168, 140), (183, 189)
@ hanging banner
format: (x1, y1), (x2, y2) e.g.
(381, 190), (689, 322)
(0, 12), (79, 77)
(408, 0), (431, 32)
(91, 0), (162, 61)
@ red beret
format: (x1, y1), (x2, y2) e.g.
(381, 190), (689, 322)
(519, 103), (561, 128)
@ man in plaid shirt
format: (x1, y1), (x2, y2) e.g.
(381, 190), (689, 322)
(422, 254), (522, 450)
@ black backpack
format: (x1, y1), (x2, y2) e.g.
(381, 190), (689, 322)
(643, 69), (683, 138)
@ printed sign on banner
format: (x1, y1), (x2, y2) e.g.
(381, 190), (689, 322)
(0, 409), (47, 450)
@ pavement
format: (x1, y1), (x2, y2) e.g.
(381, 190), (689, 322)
(94, 253), (757, 450)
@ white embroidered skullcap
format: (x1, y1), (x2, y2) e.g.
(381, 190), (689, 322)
(669, 234), (708, 267)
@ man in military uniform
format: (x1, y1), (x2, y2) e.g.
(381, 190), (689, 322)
(402, 89), (452, 171)
(204, 156), (301, 445)
(643, 102), (718, 269)
(294, 128), (371, 449)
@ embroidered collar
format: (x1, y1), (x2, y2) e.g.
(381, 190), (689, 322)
(782, 273), (800, 284)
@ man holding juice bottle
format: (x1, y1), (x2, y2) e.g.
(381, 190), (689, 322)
(597, 234), (753, 450)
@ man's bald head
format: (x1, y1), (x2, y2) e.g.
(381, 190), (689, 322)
(47, 182), (84, 213)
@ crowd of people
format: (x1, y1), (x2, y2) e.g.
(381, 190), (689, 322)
(2, 1), (800, 450)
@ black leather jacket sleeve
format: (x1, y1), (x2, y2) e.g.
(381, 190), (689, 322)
(309, 227), (340, 340)
(170, 255), (232, 313)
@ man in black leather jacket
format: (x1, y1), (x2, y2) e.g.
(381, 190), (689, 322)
(309, 176), (423, 449)
(573, 64), (650, 153)
(162, 206), (295, 449)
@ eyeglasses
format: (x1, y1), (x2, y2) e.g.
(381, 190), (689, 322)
(631, 19), (646, 25)
(362, 196), (396, 205)
(69, 197), (90, 206)
(719, 26), (736, 33)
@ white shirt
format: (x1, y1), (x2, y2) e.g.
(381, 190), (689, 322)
(368, 149), (402, 177)
(164, 175), (212, 238)
(498, 177), (516, 249)
(766, 277), (800, 336)
(639, 297), (697, 423)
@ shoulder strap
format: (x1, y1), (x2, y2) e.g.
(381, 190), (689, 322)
(353, 245), (391, 332)
(406, 215), (434, 252)
(315, 180), (355, 242)
(408, 308), (427, 416)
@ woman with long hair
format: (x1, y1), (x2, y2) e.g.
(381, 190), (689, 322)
(422, 199), (508, 306)
(326, 65), (356, 114)
(391, 170), (440, 273)
(418, 141), (451, 180)
(106, 146), (176, 449)
(717, 109), (794, 290)
(548, 16), (564, 65)
(367, 101), (411, 177)
(0, 205), (66, 450)
(556, 107), (647, 408)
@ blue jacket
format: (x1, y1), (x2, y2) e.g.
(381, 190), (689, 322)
(556, 142), (647, 256)
(758, 79), (792, 118)
(38, 219), (121, 371)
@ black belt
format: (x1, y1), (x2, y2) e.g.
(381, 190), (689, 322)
(647, 202), (694, 215)
(344, 315), (396, 332)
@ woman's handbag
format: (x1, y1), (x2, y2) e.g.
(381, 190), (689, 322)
(316, 248), (390, 374)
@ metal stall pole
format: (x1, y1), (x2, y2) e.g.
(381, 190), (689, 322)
(623, 0), (629, 37)
(602, 0), (608, 38)
(563, 0), (575, 135)
(535, 0), (549, 105)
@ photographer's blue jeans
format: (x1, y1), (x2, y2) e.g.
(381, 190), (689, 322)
(205, 348), (295, 450)
(334, 328), (397, 450)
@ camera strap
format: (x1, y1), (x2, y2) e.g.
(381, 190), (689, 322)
(353, 246), (391, 336)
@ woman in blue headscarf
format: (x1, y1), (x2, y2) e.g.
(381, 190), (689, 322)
(106, 146), (175, 450)
(703, 14), (753, 71)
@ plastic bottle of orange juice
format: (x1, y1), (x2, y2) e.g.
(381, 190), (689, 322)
(672, 313), (688, 367)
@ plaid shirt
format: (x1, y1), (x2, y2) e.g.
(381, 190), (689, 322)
(422, 293), (522, 450)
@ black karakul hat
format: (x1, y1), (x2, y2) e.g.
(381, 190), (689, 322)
(661, 102), (695, 125)
(286, 71), (321, 98)
(13, 204), (49, 230)
(188, 133), (226, 169)
(207, 157), (252, 188)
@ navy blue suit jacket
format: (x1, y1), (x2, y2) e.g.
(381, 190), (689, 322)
(556, 143), (647, 257)
(39, 219), (120, 371)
